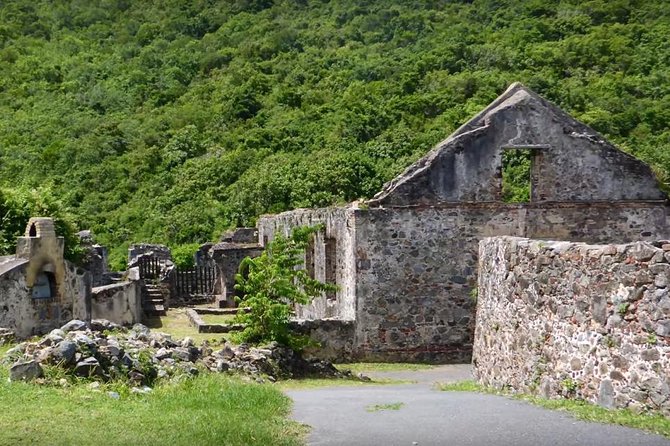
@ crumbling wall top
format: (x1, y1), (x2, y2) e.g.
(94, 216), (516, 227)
(24, 217), (57, 238)
(369, 82), (667, 207)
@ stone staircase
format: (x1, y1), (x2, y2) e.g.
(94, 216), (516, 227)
(143, 283), (167, 317)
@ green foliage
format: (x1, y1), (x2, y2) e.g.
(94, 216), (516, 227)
(233, 226), (336, 349)
(0, 186), (83, 263)
(617, 302), (630, 316)
(0, 1), (669, 255)
(170, 243), (200, 269)
(502, 149), (532, 203)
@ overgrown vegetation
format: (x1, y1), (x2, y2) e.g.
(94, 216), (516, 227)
(0, 367), (305, 446)
(233, 226), (336, 349)
(0, 187), (82, 262)
(1, 1), (669, 268)
(439, 380), (670, 438)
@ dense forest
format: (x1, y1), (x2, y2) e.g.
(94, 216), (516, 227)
(1, 0), (669, 268)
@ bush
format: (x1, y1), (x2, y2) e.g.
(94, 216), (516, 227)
(233, 225), (336, 350)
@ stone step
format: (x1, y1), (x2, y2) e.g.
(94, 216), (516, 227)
(144, 303), (166, 317)
(146, 298), (165, 305)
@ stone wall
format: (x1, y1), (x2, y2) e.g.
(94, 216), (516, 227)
(370, 83), (664, 207)
(474, 236), (670, 414)
(128, 244), (172, 265)
(91, 281), (142, 326)
(258, 207), (357, 321)
(352, 202), (669, 363)
(0, 259), (91, 338)
(290, 319), (356, 363)
(210, 243), (263, 308)
(258, 202), (669, 363)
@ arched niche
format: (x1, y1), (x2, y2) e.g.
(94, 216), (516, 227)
(32, 270), (57, 300)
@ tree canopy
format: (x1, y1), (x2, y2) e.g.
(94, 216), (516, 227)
(1, 0), (669, 268)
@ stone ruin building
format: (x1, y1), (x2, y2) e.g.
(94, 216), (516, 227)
(0, 218), (90, 338)
(258, 82), (670, 363)
(0, 219), (148, 339)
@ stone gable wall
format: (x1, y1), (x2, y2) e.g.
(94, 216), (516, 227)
(474, 236), (670, 414)
(371, 85), (665, 207)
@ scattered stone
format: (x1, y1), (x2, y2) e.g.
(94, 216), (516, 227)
(74, 357), (103, 377)
(90, 319), (123, 332)
(131, 386), (152, 394)
(0, 328), (15, 346)
(61, 320), (88, 333)
(10, 360), (43, 381)
(2, 320), (354, 386)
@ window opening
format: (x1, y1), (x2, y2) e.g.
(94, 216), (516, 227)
(29, 224), (37, 237)
(502, 148), (533, 203)
(305, 234), (315, 279)
(324, 237), (337, 300)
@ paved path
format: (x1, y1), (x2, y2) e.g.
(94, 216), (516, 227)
(286, 365), (670, 446)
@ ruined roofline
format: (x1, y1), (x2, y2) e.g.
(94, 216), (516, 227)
(367, 82), (667, 206)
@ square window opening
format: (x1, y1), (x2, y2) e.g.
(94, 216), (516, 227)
(502, 148), (533, 203)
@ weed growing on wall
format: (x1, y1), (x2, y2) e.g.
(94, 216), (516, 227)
(233, 226), (337, 350)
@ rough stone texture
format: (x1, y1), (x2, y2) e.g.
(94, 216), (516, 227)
(290, 319), (356, 362)
(127, 244), (172, 265)
(3, 321), (351, 384)
(370, 83), (664, 206)
(257, 83), (670, 363)
(258, 207), (357, 321)
(81, 245), (110, 287)
(473, 237), (670, 415)
(210, 242), (263, 308)
(91, 281), (142, 326)
(9, 359), (43, 381)
(0, 219), (91, 338)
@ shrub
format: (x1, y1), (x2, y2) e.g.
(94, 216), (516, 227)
(233, 225), (336, 350)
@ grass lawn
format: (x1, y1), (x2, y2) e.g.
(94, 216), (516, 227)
(199, 313), (238, 325)
(145, 308), (231, 344)
(440, 381), (670, 439)
(336, 362), (435, 374)
(0, 365), (305, 446)
(279, 363), (435, 390)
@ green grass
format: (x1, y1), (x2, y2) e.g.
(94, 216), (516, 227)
(279, 362), (435, 390)
(439, 381), (670, 439)
(366, 402), (404, 412)
(199, 313), (237, 325)
(145, 308), (231, 345)
(0, 366), (305, 446)
(278, 376), (413, 390)
(336, 363), (435, 374)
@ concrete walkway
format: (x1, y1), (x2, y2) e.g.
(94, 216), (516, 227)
(286, 365), (670, 446)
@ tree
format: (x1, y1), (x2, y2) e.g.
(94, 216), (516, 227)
(233, 225), (336, 349)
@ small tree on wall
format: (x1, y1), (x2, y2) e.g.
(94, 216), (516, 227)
(233, 225), (336, 350)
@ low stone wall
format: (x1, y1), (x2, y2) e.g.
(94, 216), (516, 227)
(290, 319), (356, 363)
(473, 237), (670, 415)
(91, 281), (142, 326)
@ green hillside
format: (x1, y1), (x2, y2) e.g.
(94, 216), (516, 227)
(1, 0), (669, 268)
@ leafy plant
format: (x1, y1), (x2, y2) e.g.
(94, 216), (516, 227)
(617, 302), (630, 316)
(561, 377), (579, 396)
(233, 226), (337, 350)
